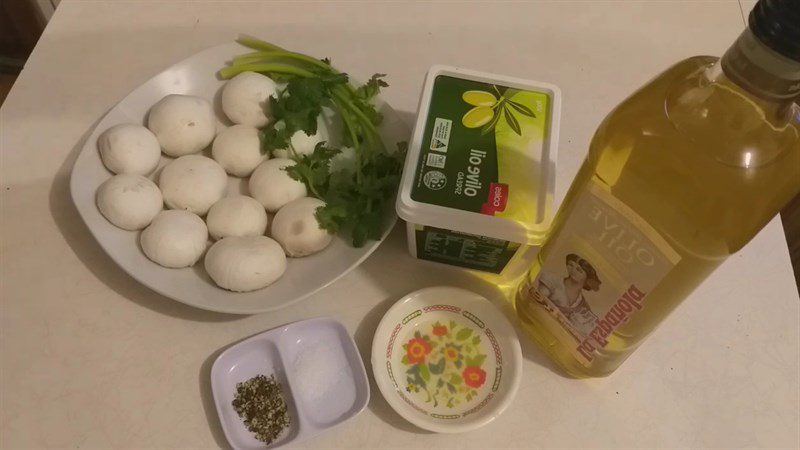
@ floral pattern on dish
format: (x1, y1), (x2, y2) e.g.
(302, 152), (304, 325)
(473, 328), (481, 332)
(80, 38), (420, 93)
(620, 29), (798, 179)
(401, 320), (488, 409)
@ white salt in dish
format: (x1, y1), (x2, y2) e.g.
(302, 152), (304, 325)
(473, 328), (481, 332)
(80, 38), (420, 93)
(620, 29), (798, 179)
(211, 318), (370, 449)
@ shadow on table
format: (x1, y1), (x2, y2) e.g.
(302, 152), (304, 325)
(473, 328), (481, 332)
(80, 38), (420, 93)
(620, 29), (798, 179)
(395, 109), (416, 131)
(49, 118), (242, 323)
(353, 224), (567, 431)
(200, 347), (234, 450)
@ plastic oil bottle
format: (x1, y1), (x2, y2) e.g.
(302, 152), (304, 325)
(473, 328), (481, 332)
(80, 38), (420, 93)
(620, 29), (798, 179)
(514, 0), (800, 377)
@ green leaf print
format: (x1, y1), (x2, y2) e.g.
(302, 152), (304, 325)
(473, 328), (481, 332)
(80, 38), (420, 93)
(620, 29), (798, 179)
(420, 364), (431, 382)
(456, 328), (473, 341)
(480, 107), (503, 136)
(429, 358), (446, 375)
(503, 106), (522, 135)
(507, 99), (537, 118)
(466, 354), (486, 368)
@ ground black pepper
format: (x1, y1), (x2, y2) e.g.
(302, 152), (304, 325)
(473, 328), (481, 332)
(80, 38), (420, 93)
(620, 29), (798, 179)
(232, 374), (291, 444)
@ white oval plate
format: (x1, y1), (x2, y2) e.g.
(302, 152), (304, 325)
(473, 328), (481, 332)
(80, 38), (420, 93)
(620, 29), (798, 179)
(371, 286), (523, 433)
(69, 43), (409, 314)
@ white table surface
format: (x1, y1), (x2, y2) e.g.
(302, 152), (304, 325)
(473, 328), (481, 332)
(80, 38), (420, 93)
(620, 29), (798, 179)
(2, 0), (798, 448)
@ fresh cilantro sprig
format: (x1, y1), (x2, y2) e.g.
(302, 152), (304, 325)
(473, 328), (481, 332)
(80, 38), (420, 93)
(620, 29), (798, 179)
(286, 142), (340, 199)
(285, 142), (405, 247)
(260, 73), (348, 152)
(219, 35), (406, 247)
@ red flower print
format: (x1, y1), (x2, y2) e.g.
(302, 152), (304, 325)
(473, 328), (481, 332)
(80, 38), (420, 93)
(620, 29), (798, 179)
(433, 325), (448, 336)
(462, 367), (487, 388)
(406, 338), (432, 364)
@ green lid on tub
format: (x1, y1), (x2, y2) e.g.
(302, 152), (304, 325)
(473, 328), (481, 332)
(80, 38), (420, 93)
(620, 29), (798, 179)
(397, 66), (561, 245)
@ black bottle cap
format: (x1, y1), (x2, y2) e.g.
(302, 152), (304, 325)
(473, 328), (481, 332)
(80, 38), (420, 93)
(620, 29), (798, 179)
(749, 0), (800, 62)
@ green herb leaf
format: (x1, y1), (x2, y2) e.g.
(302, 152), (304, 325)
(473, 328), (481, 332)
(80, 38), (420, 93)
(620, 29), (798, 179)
(317, 147), (404, 247)
(285, 142), (341, 198)
(315, 204), (347, 233)
(261, 74), (348, 154)
(356, 73), (388, 102)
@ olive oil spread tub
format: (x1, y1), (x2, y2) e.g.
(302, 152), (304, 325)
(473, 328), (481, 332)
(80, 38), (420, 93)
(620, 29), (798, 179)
(396, 66), (562, 274)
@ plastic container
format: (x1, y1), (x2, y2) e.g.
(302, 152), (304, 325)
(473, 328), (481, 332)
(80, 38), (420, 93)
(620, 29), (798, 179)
(210, 318), (369, 449)
(396, 65), (561, 274)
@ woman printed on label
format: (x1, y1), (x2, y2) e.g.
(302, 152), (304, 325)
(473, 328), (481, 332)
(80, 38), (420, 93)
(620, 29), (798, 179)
(535, 253), (601, 337)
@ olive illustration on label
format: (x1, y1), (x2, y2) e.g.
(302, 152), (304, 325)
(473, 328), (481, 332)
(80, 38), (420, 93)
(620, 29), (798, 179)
(462, 90), (497, 107)
(462, 106), (494, 128)
(461, 85), (537, 136)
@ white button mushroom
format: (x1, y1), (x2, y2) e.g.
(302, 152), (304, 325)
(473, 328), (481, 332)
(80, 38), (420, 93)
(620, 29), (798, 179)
(271, 197), (333, 257)
(211, 125), (267, 177)
(206, 195), (268, 240)
(221, 71), (277, 127)
(248, 158), (307, 213)
(96, 174), (163, 230)
(288, 127), (326, 156)
(204, 236), (286, 292)
(159, 155), (227, 216)
(147, 94), (216, 157)
(97, 124), (162, 175)
(140, 210), (208, 268)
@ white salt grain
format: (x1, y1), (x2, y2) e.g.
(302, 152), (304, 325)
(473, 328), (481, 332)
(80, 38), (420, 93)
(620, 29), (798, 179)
(292, 340), (351, 403)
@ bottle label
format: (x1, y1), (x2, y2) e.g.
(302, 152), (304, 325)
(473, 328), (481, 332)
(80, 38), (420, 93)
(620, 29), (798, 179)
(518, 181), (680, 364)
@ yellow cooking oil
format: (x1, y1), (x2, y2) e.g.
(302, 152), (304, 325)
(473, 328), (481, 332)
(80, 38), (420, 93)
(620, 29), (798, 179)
(515, 50), (800, 377)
